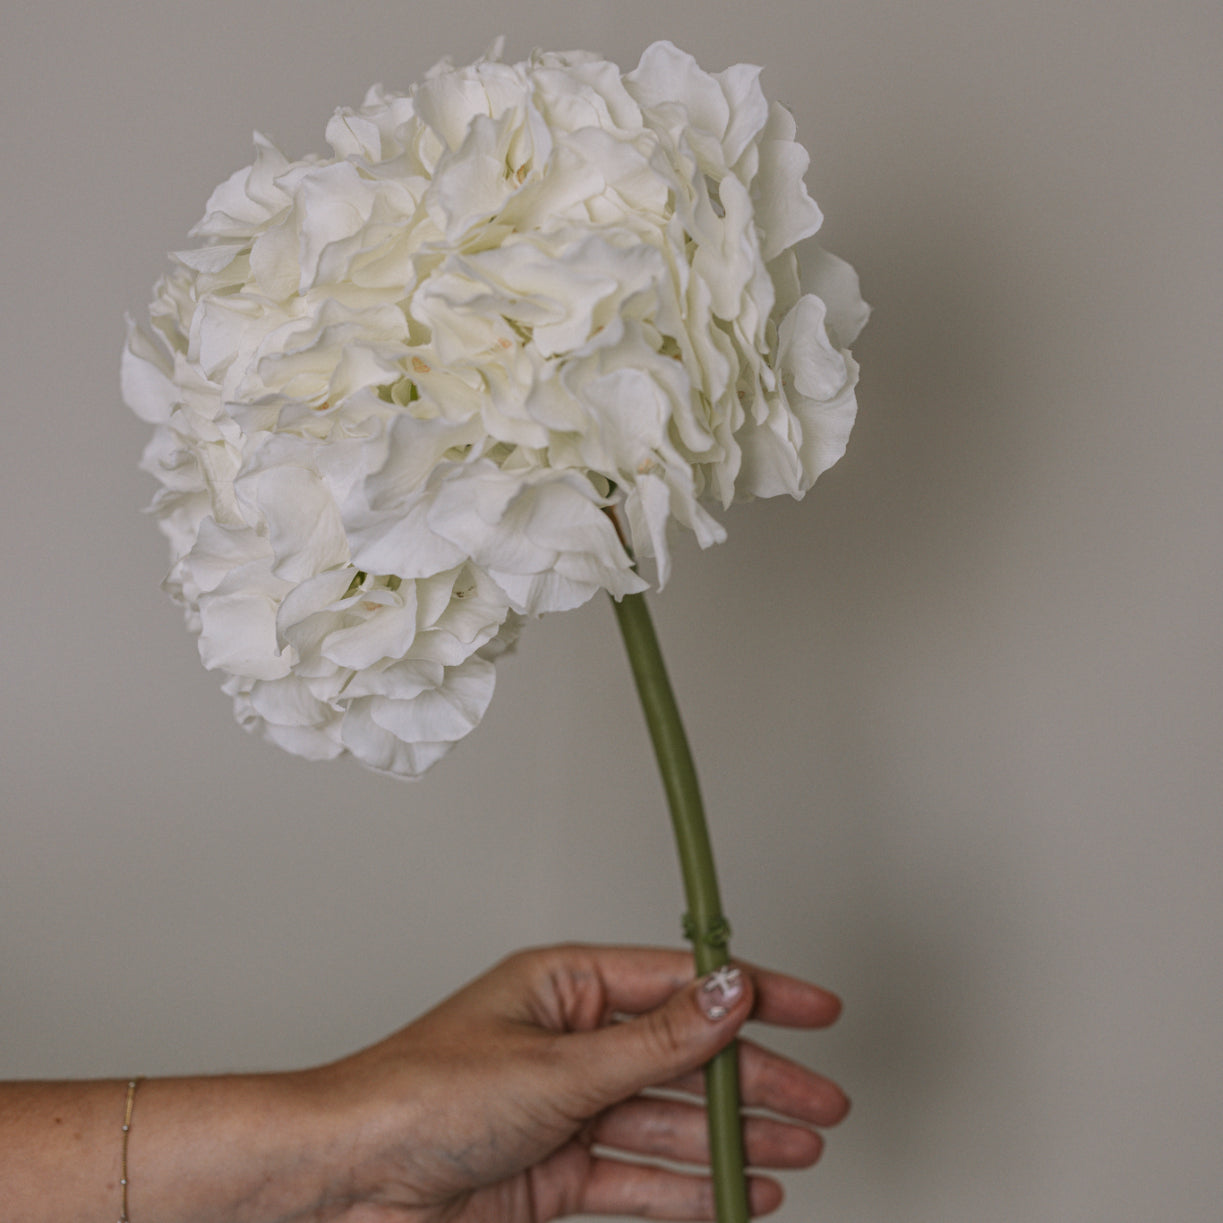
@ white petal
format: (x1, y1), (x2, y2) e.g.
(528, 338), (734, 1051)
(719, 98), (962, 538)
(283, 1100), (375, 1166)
(277, 567), (360, 630)
(628, 41), (728, 145)
(716, 62), (769, 167)
(753, 109), (823, 261)
(197, 572), (292, 681)
(426, 115), (515, 242)
(735, 404), (803, 499)
(625, 473), (674, 587)
(806, 247), (871, 347)
(368, 656), (496, 744)
(779, 296), (861, 486)
(262, 719), (345, 762)
(792, 358), (860, 489)
(347, 496), (470, 580)
(190, 133), (290, 239)
(779, 295), (849, 402)
(325, 108), (385, 161)
(175, 517), (272, 600)
(121, 318), (179, 424)
(340, 701), (453, 778)
(247, 675), (335, 728)
(321, 586), (419, 669)
(235, 465), (350, 583)
(343, 658), (444, 701)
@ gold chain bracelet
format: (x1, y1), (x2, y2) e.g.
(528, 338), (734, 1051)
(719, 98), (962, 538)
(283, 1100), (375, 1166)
(118, 1077), (144, 1223)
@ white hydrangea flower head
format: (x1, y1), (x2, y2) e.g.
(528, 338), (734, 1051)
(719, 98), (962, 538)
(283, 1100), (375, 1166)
(124, 40), (867, 778)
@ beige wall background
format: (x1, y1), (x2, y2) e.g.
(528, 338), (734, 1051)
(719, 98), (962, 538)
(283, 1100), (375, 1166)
(2, 2), (1219, 1220)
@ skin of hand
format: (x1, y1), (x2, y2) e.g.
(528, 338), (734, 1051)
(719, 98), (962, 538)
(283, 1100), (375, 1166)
(303, 943), (849, 1222)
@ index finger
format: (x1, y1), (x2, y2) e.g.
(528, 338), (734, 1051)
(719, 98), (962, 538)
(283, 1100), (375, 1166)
(746, 963), (843, 1029)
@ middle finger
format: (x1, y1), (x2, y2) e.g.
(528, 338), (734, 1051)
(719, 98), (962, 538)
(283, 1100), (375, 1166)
(590, 1095), (824, 1169)
(660, 1038), (850, 1127)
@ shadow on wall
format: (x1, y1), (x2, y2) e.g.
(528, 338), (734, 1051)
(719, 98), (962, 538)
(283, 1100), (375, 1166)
(811, 178), (1058, 1186)
(664, 174), (1056, 1188)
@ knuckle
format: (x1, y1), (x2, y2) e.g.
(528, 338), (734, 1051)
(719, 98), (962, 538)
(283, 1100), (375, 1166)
(642, 1006), (688, 1065)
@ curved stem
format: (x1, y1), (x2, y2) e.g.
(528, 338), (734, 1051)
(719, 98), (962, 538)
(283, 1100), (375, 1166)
(610, 590), (748, 1223)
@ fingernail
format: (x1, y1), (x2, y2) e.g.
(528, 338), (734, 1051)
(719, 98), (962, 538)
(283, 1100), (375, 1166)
(698, 966), (744, 1022)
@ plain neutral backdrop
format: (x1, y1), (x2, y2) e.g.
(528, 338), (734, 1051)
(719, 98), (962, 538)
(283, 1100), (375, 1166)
(2, 3), (1220, 1221)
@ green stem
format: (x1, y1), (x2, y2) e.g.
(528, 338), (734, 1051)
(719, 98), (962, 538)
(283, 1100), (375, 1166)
(610, 590), (749, 1223)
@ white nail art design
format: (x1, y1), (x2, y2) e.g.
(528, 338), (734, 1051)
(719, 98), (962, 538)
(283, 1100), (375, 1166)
(700, 966), (743, 1021)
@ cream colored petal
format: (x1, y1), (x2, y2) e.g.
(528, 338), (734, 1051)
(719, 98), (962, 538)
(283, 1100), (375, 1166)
(367, 656), (496, 745)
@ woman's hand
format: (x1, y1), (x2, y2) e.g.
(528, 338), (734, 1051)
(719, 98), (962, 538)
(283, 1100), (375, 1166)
(308, 944), (848, 1222)
(0, 943), (845, 1223)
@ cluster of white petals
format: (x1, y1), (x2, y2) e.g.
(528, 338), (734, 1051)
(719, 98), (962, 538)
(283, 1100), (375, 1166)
(124, 40), (867, 777)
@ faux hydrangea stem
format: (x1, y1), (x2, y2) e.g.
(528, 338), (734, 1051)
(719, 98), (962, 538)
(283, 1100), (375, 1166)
(610, 590), (749, 1223)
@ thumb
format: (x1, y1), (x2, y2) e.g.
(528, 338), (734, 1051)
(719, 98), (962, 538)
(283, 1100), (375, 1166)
(561, 966), (752, 1108)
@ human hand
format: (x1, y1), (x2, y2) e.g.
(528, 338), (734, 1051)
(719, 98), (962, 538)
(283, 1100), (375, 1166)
(306, 944), (848, 1222)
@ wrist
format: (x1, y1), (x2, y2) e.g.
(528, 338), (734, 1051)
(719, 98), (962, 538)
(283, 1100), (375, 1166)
(129, 1071), (341, 1223)
(293, 1047), (435, 1218)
